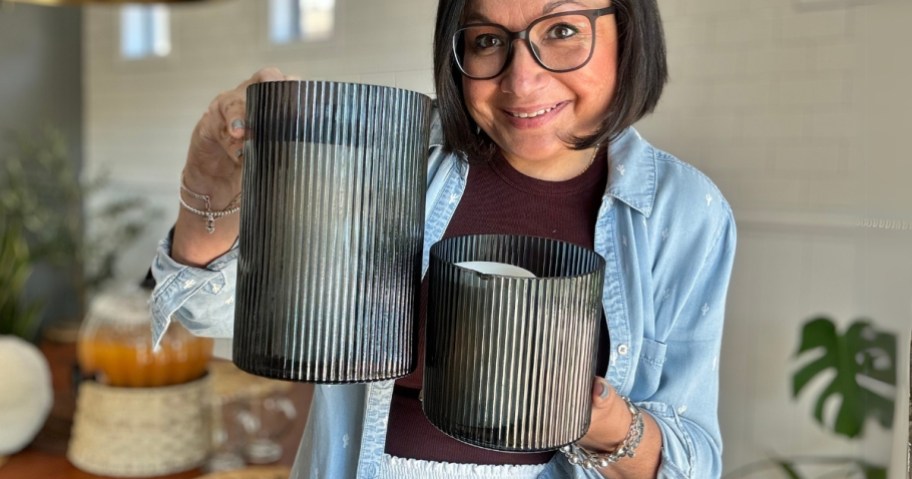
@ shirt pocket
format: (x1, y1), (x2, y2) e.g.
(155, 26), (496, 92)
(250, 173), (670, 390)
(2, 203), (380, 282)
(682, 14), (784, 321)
(632, 338), (667, 397)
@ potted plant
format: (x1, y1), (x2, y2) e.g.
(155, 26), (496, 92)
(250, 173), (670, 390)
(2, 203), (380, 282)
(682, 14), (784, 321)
(725, 316), (897, 478)
(0, 125), (159, 342)
(0, 124), (160, 454)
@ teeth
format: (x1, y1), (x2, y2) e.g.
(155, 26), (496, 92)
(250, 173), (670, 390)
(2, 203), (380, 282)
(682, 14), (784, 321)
(511, 106), (555, 118)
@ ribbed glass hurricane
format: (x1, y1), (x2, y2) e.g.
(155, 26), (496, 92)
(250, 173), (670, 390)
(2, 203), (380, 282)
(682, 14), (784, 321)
(234, 81), (432, 383)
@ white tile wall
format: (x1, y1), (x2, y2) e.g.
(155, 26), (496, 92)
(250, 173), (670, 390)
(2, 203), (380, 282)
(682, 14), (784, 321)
(642, 0), (912, 221)
(84, 0), (912, 476)
(83, 0), (437, 284)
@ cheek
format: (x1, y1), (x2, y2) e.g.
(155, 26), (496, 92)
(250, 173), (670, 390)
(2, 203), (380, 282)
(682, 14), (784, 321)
(461, 79), (488, 122)
(585, 57), (618, 110)
(589, 25), (619, 106)
(596, 72), (617, 110)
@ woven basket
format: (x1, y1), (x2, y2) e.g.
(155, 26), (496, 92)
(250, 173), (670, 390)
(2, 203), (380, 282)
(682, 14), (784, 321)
(208, 361), (292, 403)
(68, 376), (210, 477)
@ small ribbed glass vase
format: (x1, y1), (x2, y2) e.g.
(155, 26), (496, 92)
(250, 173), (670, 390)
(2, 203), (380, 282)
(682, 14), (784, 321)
(423, 234), (605, 451)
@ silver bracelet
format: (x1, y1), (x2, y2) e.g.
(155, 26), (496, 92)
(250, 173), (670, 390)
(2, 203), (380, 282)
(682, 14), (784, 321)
(559, 395), (645, 469)
(179, 177), (241, 234)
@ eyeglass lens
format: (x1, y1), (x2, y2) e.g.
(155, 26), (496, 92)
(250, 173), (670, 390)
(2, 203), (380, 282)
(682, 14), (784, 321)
(455, 13), (596, 79)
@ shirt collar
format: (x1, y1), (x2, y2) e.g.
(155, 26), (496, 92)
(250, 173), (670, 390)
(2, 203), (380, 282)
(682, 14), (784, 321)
(605, 127), (657, 218)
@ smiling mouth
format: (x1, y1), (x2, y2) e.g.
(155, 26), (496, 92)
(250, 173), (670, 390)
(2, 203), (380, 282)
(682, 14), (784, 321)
(508, 104), (560, 119)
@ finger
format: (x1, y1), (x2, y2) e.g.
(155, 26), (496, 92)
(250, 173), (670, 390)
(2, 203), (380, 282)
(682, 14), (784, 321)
(235, 66), (287, 91)
(204, 97), (244, 161)
(198, 102), (222, 145)
(591, 377), (614, 409)
(216, 92), (246, 141)
(225, 67), (295, 139)
(254, 66), (287, 82)
(577, 377), (625, 451)
(223, 101), (246, 140)
(219, 68), (282, 139)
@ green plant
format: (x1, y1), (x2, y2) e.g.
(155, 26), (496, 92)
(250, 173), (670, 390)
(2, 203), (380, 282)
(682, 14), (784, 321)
(0, 225), (41, 339)
(0, 125), (159, 340)
(793, 317), (896, 438)
(725, 316), (897, 479)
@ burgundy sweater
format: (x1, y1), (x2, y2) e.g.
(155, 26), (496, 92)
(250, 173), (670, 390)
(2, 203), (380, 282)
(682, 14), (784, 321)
(385, 151), (609, 464)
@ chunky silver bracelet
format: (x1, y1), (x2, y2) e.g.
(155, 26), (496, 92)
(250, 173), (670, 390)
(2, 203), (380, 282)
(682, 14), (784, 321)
(179, 178), (241, 234)
(559, 395), (645, 469)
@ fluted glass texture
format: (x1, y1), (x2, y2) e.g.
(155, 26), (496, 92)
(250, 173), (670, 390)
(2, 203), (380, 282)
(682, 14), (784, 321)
(234, 81), (432, 383)
(424, 234), (605, 451)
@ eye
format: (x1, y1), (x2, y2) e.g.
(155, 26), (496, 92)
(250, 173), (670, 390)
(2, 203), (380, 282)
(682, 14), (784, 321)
(547, 23), (580, 40)
(474, 33), (505, 50)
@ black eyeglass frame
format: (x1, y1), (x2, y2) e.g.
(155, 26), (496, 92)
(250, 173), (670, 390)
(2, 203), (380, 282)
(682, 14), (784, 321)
(452, 6), (617, 80)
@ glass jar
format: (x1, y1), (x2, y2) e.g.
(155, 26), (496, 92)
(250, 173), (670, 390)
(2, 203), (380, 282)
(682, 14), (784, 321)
(77, 287), (213, 388)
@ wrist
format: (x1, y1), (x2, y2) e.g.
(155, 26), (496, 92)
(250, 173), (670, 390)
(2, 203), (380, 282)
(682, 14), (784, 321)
(561, 395), (645, 469)
(181, 166), (241, 209)
(178, 170), (242, 235)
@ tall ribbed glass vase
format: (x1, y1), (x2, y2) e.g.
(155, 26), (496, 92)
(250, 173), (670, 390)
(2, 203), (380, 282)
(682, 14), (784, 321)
(423, 234), (605, 451)
(233, 81), (432, 383)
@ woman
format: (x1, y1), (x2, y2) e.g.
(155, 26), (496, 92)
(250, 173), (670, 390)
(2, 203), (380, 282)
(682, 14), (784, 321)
(150, 0), (736, 477)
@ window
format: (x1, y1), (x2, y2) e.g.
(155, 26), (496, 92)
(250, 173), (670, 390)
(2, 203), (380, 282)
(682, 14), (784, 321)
(120, 5), (171, 60)
(269, 0), (335, 44)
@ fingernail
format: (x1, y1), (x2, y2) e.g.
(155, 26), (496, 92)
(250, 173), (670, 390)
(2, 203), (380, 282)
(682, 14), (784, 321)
(231, 119), (245, 131)
(598, 379), (611, 399)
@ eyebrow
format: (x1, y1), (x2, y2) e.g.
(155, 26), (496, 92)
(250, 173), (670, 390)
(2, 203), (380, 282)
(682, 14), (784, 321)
(463, 0), (590, 24)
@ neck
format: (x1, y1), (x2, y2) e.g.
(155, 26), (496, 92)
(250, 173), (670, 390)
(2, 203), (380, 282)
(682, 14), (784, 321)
(502, 146), (601, 181)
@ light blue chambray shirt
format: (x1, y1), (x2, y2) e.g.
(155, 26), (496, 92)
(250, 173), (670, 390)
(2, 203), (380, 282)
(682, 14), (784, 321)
(150, 124), (736, 479)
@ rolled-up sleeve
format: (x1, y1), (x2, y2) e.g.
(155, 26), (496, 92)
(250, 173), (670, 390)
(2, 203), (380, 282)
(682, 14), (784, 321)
(149, 234), (239, 348)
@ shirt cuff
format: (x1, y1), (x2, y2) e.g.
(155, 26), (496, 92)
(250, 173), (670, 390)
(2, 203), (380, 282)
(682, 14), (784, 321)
(149, 233), (239, 348)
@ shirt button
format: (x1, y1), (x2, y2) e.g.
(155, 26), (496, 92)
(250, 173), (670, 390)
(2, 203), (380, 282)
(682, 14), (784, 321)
(617, 344), (629, 356)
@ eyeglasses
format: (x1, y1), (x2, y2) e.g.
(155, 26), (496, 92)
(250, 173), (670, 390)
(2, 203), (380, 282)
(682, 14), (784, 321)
(452, 7), (616, 80)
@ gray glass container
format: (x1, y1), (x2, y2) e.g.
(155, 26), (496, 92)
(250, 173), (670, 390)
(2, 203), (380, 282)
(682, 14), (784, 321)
(423, 234), (605, 451)
(233, 80), (432, 383)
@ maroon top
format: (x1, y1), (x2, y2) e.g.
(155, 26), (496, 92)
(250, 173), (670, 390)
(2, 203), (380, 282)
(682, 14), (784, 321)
(385, 151), (609, 464)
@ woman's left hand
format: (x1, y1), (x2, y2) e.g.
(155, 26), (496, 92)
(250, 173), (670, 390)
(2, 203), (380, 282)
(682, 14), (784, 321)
(576, 377), (632, 453)
(572, 377), (663, 478)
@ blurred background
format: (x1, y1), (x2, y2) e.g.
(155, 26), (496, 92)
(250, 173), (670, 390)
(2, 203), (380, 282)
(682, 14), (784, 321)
(0, 0), (909, 477)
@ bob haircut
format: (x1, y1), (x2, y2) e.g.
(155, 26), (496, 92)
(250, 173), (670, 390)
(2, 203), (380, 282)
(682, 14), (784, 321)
(433, 0), (668, 160)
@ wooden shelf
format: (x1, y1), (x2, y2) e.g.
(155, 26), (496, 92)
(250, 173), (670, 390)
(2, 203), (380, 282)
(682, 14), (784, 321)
(0, 339), (311, 479)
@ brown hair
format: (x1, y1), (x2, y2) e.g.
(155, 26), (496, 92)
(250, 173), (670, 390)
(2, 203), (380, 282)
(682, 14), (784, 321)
(433, 0), (668, 159)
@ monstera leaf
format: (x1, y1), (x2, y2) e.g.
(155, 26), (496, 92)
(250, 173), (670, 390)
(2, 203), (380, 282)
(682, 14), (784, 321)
(792, 317), (896, 438)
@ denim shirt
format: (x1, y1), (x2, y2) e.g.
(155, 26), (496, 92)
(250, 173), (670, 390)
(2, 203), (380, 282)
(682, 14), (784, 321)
(151, 126), (736, 479)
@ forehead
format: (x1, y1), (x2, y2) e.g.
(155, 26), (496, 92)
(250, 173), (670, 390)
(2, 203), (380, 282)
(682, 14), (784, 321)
(463, 0), (600, 26)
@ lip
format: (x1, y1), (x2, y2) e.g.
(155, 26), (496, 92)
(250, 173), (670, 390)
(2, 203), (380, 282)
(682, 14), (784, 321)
(502, 101), (567, 129)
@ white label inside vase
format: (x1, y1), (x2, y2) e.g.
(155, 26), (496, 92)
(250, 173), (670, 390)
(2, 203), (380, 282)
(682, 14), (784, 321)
(455, 261), (536, 278)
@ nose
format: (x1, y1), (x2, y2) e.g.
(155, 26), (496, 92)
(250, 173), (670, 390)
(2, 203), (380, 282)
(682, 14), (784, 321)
(500, 40), (549, 96)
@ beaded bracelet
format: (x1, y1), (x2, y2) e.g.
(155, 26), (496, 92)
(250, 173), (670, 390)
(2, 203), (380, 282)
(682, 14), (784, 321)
(559, 395), (644, 469)
(179, 178), (241, 234)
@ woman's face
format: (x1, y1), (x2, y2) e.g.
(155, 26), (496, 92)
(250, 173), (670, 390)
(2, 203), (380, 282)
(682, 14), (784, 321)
(461, 0), (618, 179)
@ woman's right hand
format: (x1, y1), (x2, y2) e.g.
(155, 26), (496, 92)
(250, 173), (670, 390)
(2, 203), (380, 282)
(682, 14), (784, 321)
(173, 67), (299, 267)
(182, 67), (297, 197)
